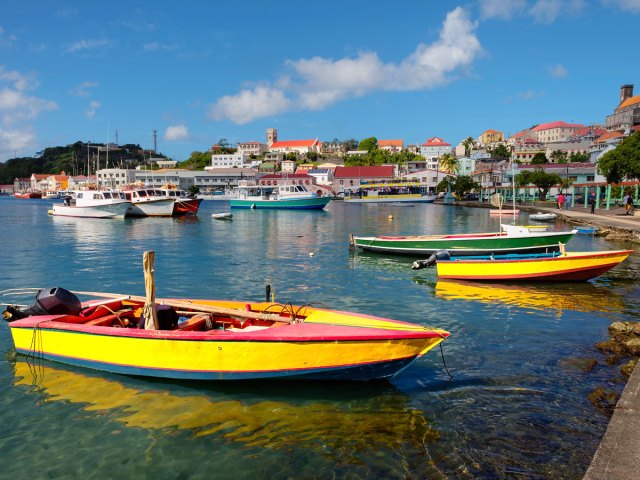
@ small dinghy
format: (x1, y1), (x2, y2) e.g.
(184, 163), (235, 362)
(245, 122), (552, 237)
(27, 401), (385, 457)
(529, 212), (557, 221)
(211, 212), (233, 220)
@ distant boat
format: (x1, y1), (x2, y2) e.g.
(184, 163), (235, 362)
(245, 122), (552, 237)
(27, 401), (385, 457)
(350, 229), (577, 256)
(229, 184), (331, 210)
(423, 248), (633, 282)
(14, 191), (42, 199)
(49, 190), (131, 219)
(344, 181), (436, 203)
(529, 212), (557, 221)
(211, 212), (233, 220)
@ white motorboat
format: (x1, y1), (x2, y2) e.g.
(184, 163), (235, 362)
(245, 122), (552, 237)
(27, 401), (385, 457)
(121, 188), (175, 217)
(49, 191), (132, 219)
(529, 212), (558, 221)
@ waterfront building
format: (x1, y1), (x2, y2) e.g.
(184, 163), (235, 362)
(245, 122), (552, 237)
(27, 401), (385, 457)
(13, 177), (30, 192)
(307, 168), (333, 186)
(400, 168), (444, 192)
(333, 165), (395, 195)
(30, 173), (49, 191)
(257, 173), (317, 187)
(456, 156), (476, 176)
(132, 168), (256, 191)
(96, 168), (137, 188)
(606, 84), (640, 131)
(378, 139), (404, 152)
(155, 159), (177, 168)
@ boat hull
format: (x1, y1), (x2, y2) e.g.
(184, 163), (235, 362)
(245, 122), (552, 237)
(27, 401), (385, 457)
(173, 198), (202, 216)
(49, 201), (131, 219)
(230, 196), (331, 210)
(7, 300), (448, 381)
(126, 198), (175, 217)
(14, 192), (42, 199)
(352, 231), (578, 256)
(436, 250), (633, 281)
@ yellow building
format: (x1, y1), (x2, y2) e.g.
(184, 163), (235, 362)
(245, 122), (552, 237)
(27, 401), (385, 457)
(478, 129), (504, 147)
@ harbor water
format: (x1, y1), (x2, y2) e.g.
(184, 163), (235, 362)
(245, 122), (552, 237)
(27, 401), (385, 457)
(1, 196), (639, 479)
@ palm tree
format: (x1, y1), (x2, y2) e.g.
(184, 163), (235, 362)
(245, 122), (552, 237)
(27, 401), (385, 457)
(462, 136), (476, 157)
(439, 153), (460, 174)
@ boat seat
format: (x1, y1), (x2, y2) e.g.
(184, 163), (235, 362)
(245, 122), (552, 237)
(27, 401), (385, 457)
(84, 309), (136, 327)
(178, 315), (209, 331)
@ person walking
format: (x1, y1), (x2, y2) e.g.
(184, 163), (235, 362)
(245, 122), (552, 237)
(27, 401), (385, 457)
(557, 193), (565, 209)
(625, 193), (634, 215)
(589, 193), (596, 214)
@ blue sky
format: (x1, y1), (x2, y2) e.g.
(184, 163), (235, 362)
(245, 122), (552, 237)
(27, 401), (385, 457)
(1, 0), (639, 162)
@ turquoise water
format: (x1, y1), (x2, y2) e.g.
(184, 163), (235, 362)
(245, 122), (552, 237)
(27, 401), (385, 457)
(1, 196), (639, 479)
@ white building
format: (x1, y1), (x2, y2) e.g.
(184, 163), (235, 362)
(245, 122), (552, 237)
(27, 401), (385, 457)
(207, 153), (249, 169)
(420, 137), (453, 170)
(96, 168), (137, 188)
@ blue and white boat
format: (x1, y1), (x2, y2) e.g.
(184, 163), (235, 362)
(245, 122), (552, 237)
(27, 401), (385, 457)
(229, 184), (331, 210)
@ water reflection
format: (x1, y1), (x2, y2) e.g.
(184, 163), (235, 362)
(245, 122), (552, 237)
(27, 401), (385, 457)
(434, 279), (625, 313)
(13, 360), (439, 454)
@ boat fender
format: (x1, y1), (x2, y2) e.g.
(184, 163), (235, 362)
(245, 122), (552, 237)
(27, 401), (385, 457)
(3, 287), (82, 322)
(411, 250), (451, 270)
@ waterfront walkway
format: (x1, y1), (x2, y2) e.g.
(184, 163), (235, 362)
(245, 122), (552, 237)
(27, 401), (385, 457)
(509, 202), (640, 479)
(458, 200), (640, 478)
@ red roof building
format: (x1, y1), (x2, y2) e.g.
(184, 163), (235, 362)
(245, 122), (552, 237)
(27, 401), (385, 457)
(269, 139), (321, 155)
(532, 121), (585, 143)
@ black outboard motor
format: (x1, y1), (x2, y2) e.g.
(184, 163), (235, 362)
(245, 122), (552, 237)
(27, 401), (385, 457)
(3, 287), (82, 322)
(411, 250), (451, 270)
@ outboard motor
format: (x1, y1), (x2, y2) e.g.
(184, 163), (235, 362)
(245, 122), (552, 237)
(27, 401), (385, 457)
(412, 250), (451, 270)
(3, 287), (82, 322)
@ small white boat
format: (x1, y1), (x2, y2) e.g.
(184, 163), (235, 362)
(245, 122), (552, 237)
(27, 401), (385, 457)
(211, 212), (233, 220)
(529, 212), (558, 221)
(49, 191), (132, 219)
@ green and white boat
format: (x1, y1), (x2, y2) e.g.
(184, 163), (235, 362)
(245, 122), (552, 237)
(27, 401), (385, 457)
(229, 184), (332, 210)
(350, 229), (578, 256)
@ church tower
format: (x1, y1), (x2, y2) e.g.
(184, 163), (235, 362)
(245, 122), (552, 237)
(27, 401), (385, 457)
(267, 128), (277, 147)
(620, 84), (634, 105)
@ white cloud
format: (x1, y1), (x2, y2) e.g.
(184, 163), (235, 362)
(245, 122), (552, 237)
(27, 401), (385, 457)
(0, 65), (37, 91)
(479, 0), (527, 19)
(164, 125), (189, 141)
(65, 39), (109, 54)
(549, 64), (568, 78)
(86, 100), (100, 119)
(529, 0), (585, 23)
(600, 0), (640, 12)
(208, 7), (482, 124)
(0, 67), (56, 160)
(71, 81), (98, 97)
(143, 42), (178, 52)
(0, 127), (36, 158)
(0, 26), (18, 47)
(209, 86), (292, 124)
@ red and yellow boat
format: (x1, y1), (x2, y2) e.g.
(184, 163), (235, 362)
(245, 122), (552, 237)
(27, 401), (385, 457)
(3, 288), (449, 381)
(434, 249), (633, 282)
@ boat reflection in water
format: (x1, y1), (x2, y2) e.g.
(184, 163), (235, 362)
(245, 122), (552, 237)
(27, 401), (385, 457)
(13, 360), (439, 450)
(434, 279), (625, 313)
